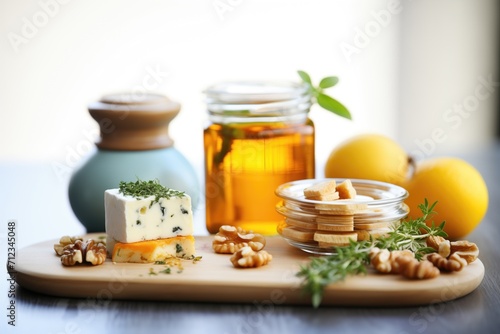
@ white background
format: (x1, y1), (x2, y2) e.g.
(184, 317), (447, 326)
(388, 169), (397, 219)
(1, 0), (498, 169)
(0, 0), (498, 241)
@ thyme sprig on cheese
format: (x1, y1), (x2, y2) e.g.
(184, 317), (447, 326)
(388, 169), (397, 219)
(118, 179), (185, 205)
(297, 199), (447, 308)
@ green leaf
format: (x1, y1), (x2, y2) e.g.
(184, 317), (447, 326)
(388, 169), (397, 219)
(297, 70), (312, 85)
(312, 292), (322, 308)
(317, 93), (352, 120)
(319, 76), (339, 89)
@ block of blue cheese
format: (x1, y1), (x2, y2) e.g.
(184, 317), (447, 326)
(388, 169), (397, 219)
(105, 188), (194, 253)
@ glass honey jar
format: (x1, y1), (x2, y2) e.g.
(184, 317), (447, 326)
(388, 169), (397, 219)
(204, 81), (315, 235)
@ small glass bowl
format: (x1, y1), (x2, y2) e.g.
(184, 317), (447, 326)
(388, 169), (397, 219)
(275, 178), (409, 255)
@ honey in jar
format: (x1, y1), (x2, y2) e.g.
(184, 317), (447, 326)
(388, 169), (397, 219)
(204, 81), (315, 235)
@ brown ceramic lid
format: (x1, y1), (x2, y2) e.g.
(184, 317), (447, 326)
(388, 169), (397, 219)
(88, 92), (180, 150)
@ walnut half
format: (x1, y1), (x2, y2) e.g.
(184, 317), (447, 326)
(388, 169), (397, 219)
(396, 256), (440, 279)
(84, 239), (107, 265)
(59, 239), (106, 266)
(369, 248), (414, 274)
(450, 240), (479, 264)
(61, 240), (84, 266)
(426, 235), (451, 258)
(230, 246), (272, 268)
(54, 236), (83, 256)
(425, 252), (467, 272)
(212, 225), (266, 254)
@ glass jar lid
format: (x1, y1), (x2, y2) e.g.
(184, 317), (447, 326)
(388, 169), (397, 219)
(205, 81), (312, 121)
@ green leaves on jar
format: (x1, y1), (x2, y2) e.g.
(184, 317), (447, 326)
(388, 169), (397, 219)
(297, 70), (352, 120)
(317, 93), (351, 120)
(318, 76), (339, 89)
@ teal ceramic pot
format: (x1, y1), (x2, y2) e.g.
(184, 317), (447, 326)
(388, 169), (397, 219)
(68, 93), (200, 232)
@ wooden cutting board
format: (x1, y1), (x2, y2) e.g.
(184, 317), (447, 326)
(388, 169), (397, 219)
(12, 234), (484, 306)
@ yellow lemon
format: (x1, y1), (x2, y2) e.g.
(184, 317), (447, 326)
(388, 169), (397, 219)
(324, 133), (410, 186)
(404, 157), (488, 240)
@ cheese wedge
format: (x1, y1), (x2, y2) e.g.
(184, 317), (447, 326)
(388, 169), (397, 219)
(105, 188), (194, 249)
(111, 236), (196, 263)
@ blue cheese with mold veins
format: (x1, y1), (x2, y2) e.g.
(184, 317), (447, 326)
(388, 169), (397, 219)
(105, 188), (194, 246)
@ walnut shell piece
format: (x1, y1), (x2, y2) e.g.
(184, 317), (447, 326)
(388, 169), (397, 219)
(230, 246), (272, 268)
(212, 225), (266, 254)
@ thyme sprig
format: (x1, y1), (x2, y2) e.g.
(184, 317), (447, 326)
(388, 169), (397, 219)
(375, 199), (447, 260)
(297, 199), (447, 308)
(119, 179), (185, 205)
(298, 240), (372, 308)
